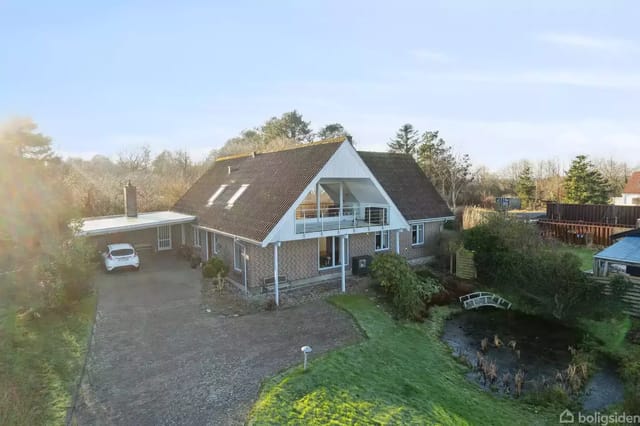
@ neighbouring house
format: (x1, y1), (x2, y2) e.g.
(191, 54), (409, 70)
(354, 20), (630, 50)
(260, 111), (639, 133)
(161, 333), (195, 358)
(593, 228), (640, 317)
(80, 138), (454, 304)
(614, 171), (640, 206)
(594, 228), (640, 278)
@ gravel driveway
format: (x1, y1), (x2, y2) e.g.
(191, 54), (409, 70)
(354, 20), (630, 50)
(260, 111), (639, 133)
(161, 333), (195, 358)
(75, 254), (361, 425)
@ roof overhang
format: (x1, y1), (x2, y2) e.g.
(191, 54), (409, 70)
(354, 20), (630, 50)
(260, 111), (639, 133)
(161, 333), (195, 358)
(594, 236), (640, 265)
(77, 211), (196, 237)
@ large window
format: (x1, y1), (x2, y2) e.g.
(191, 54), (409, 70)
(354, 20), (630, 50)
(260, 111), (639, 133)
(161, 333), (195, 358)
(412, 223), (425, 246)
(375, 231), (389, 251)
(319, 237), (348, 269)
(234, 240), (245, 271)
(157, 225), (172, 251)
(193, 226), (201, 247)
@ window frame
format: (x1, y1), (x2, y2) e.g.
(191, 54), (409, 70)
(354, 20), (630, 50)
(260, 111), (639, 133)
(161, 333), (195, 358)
(192, 226), (201, 247)
(318, 236), (349, 270)
(412, 223), (425, 246)
(374, 230), (390, 251)
(157, 225), (172, 251)
(233, 240), (245, 272)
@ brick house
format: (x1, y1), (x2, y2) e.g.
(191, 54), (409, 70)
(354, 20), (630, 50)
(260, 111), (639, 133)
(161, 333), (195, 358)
(80, 138), (453, 304)
(172, 138), (453, 304)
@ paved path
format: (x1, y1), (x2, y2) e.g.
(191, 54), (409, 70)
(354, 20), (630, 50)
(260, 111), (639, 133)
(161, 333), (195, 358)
(75, 256), (361, 425)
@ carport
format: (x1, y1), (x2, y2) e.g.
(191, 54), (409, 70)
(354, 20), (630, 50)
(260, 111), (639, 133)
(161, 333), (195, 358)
(79, 211), (196, 252)
(77, 182), (196, 252)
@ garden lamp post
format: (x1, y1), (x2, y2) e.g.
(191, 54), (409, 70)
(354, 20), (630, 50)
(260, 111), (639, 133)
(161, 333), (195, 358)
(301, 345), (312, 370)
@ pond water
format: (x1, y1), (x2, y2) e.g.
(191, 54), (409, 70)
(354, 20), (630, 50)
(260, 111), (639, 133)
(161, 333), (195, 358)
(441, 308), (624, 410)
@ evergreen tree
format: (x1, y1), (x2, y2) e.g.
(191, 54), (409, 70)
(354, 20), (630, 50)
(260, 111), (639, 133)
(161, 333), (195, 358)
(515, 164), (536, 209)
(564, 155), (609, 204)
(387, 124), (419, 156)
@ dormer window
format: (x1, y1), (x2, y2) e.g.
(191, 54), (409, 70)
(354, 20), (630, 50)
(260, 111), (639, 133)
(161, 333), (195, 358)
(206, 185), (228, 206)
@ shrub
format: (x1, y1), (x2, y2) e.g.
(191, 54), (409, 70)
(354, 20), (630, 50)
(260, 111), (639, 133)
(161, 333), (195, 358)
(463, 214), (623, 324)
(37, 236), (97, 308)
(370, 253), (442, 320)
(202, 257), (228, 279)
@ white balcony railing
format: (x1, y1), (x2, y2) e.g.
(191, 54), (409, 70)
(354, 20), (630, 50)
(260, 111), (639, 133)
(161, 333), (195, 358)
(295, 203), (389, 234)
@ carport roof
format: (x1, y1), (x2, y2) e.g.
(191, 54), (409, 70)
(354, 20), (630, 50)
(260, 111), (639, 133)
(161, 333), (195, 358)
(78, 211), (196, 236)
(594, 236), (640, 265)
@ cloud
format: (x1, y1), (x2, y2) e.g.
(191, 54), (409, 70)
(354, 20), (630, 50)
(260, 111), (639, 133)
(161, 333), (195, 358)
(409, 48), (451, 64)
(402, 69), (640, 90)
(536, 32), (637, 54)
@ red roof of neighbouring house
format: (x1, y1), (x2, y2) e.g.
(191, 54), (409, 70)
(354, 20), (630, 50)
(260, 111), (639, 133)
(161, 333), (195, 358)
(623, 171), (640, 194)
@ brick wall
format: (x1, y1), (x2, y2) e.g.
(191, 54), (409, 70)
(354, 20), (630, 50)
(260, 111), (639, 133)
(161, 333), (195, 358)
(246, 239), (320, 288)
(198, 220), (445, 289)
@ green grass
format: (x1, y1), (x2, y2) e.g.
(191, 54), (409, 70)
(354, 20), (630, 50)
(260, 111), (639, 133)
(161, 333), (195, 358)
(249, 295), (557, 425)
(557, 245), (598, 271)
(0, 297), (96, 426)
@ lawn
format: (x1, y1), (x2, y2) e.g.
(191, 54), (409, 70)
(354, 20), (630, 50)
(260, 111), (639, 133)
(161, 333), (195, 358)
(0, 297), (96, 425)
(249, 295), (557, 425)
(558, 245), (598, 271)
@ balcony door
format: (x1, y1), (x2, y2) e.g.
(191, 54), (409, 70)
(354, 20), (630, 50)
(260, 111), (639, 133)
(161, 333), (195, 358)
(318, 236), (348, 269)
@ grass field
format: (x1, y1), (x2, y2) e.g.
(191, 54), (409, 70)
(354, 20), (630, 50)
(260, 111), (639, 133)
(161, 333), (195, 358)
(249, 295), (557, 425)
(0, 297), (96, 425)
(558, 245), (598, 271)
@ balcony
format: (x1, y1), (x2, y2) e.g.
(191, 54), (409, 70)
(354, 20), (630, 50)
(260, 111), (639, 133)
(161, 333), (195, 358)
(295, 203), (389, 234)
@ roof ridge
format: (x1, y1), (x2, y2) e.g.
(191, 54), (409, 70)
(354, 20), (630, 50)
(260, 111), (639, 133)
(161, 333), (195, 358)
(215, 136), (346, 162)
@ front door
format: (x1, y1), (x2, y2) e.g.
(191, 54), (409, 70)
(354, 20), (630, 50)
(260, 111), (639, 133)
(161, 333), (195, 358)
(157, 225), (172, 251)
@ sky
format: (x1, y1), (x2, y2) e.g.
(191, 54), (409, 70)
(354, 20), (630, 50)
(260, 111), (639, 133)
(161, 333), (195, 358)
(1, 0), (639, 170)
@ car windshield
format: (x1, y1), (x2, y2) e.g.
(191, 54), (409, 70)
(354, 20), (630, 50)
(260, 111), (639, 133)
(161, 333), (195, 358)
(111, 249), (134, 256)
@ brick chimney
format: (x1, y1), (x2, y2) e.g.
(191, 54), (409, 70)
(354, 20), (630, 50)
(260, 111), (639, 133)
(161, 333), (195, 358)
(124, 181), (138, 218)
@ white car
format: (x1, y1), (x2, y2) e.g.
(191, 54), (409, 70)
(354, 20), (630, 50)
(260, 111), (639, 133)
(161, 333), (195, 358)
(102, 243), (140, 272)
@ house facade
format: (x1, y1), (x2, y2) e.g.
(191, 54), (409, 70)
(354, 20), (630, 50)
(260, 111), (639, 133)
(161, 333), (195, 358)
(614, 171), (640, 206)
(172, 139), (453, 303)
(80, 138), (453, 305)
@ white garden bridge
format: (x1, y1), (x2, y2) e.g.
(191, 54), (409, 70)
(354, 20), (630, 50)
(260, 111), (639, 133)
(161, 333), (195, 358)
(459, 292), (512, 310)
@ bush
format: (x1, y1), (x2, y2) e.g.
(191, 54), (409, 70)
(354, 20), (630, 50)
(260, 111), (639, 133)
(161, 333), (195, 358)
(462, 215), (623, 324)
(37, 236), (97, 309)
(202, 257), (228, 279)
(370, 253), (442, 320)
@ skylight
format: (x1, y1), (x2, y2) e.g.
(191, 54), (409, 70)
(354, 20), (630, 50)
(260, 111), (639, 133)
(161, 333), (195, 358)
(206, 185), (227, 206)
(226, 184), (249, 208)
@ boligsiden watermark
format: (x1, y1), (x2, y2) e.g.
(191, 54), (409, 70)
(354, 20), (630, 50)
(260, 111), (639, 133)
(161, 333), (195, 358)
(559, 409), (640, 425)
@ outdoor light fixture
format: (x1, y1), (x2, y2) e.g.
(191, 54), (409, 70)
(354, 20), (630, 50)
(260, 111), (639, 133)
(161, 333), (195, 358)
(301, 345), (312, 370)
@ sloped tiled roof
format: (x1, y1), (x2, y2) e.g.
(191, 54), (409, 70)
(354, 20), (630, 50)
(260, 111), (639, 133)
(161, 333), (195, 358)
(358, 151), (453, 221)
(172, 141), (343, 242)
(623, 171), (640, 194)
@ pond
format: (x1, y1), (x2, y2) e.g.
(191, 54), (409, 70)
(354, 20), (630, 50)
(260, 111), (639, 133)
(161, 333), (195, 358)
(441, 308), (625, 411)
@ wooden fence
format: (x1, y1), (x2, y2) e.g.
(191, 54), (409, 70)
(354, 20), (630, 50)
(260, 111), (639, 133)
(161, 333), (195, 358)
(538, 219), (633, 246)
(453, 247), (477, 280)
(592, 275), (640, 318)
(546, 202), (640, 227)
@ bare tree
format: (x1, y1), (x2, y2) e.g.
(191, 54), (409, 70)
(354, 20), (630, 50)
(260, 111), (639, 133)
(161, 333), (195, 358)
(117, 144), (152, 172)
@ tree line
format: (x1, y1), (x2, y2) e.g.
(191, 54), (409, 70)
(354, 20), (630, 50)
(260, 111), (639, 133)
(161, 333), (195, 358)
(387, 123), (635, 210)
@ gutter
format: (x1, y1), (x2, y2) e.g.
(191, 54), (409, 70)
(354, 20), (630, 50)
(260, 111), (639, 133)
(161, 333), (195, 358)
(194, 224), (262, 246)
